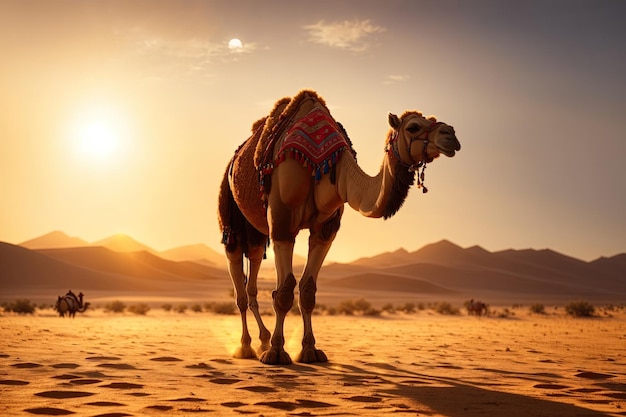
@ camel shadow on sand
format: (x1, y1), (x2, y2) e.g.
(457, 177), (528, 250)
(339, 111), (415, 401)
(288, 361), (621, 417)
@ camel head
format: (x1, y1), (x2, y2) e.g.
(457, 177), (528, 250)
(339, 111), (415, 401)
(388, 111), (460, 165)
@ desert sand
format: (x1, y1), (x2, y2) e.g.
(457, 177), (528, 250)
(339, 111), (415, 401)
(1, 308), (625, 416)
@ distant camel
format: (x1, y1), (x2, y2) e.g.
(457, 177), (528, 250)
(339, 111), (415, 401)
(55, 290), (90, 318)
(465, 299), (488, 317)
(218, 89), (461, 364)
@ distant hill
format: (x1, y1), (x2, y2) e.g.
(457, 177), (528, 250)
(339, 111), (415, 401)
(0, 242), (232, 303)
(323, 240), (626, 302)
(92, 233), (158, 254)
(19, 231), (88, 249)
(160, 244), (225, 267)
(5, 232), (626, 305)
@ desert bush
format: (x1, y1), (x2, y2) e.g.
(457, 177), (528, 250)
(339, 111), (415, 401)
(565, 301), (595, 317)
(191, 304), (203, 313)
(398, 302), (417, 313)
(128, 303), (150, 315)
(161, 303), (173, 312)
(434, 302), (460, 315)
(104, 300), (126, 313)
(382, 303), (395, 314)
(529, 303), (546, 314)
(337, 300), (356, 315)
(362, 306), (382, 316)
(4, 299), (36, 314)
(206, 302), (237, 315)
(175, 304), (188, 314)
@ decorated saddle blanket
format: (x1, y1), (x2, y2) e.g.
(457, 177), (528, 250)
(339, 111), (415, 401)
(273, 106), (352, 182)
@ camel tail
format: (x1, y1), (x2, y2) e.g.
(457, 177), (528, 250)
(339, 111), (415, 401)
(218, 160), (267, 257)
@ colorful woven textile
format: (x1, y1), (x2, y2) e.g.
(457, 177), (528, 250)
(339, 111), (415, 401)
(274, 107), (351, 181)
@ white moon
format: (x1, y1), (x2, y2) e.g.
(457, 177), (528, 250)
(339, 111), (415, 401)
(228, 38), (243, 49)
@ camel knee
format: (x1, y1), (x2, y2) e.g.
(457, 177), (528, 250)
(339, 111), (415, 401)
(235, 293), (248, 313)
(273, 273), (297, 313)
(299, 275), (317, 313)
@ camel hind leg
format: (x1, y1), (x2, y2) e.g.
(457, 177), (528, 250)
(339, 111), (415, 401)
(219, 164), (270, 359)
(227, 242), (270, 359)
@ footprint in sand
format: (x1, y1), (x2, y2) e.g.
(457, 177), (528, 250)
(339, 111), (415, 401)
(238, 385), (277, 393)
(533, 383), (570, 390)
(296, 399), (337, 408)
(12, 362), (43, 368)
(96, 363), (137, 370)
(35, 390), (94, 399)
(85, 401), (126, 407)
(51, 363), (80, 369)
(221, 401), (247, 408)
(255, 401), (298, 411)
(185, 362), (214, 370)
(345, 395), (383, 403)
(168, 397), (207, 402)
(70, 378), (102, 385)
(100, 382), (144, 389)
(150, 356), (182, 362)
(52, 374), (81, 380)
(24, 407), (75, 415)
(144, 405), (174, 411)
(209, 377), (242, 385)
(86, 356), (121, 361)
(575, 371), (615, 379)
(0, 379), (29, 386)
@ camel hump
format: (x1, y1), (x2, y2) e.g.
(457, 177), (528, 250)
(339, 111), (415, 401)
(253, 90), (329, 170)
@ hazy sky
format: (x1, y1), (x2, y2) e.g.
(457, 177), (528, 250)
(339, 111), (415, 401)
(1, 0), (625, 263)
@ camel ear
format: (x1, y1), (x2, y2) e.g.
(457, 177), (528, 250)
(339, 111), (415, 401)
(388, 113), (401, 130)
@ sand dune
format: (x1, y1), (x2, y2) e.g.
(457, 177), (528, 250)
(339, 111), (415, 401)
(1, 309), (624, 416)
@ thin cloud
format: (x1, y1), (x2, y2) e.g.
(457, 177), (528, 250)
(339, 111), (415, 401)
(383, 74), (410, 85)
(303, 19), (385, 52)
(123, 28), (255, 81)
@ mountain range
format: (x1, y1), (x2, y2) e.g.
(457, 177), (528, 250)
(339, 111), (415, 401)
(2, 231), (625, 305)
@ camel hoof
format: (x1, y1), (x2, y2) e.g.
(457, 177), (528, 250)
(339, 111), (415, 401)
(296, 347), (328, 363)
(234, 345), (257, 359)
(259, 348), (292, 365)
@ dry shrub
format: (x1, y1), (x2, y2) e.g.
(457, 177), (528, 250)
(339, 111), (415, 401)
(565, 301), (595, 317)
(104, 300), (126, 313)
(529, 303), (546, 314)
(3, 299), (36, 314)
(206, 302), (237, 315)
(128, 303), (150, 315)
(434, 302), (460, 315)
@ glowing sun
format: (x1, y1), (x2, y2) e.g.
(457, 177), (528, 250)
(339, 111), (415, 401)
(77, 121), (118, 158)
(72, 107), (127, 162)
(228, 38), (243, 50)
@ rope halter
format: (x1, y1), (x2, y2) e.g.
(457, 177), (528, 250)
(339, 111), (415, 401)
(387, 120), (443, 193)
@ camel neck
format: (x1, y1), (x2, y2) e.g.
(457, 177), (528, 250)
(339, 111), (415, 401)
(337, 152), (396, 218)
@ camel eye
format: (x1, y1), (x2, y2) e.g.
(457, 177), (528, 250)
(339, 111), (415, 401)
(406, 125), (420, 134)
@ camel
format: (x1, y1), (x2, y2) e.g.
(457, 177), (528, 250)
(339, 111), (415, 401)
(465, 299), (488, 317)
(55, 290), (90, 318)
(218, 90), (460, 364)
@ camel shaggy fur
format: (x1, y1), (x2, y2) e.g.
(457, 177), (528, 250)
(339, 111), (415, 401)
(218, 90), (460, 364)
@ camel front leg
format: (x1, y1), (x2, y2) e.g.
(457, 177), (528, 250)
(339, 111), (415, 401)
(259, 240), (296, 365)
(296, 232), (334, 363)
